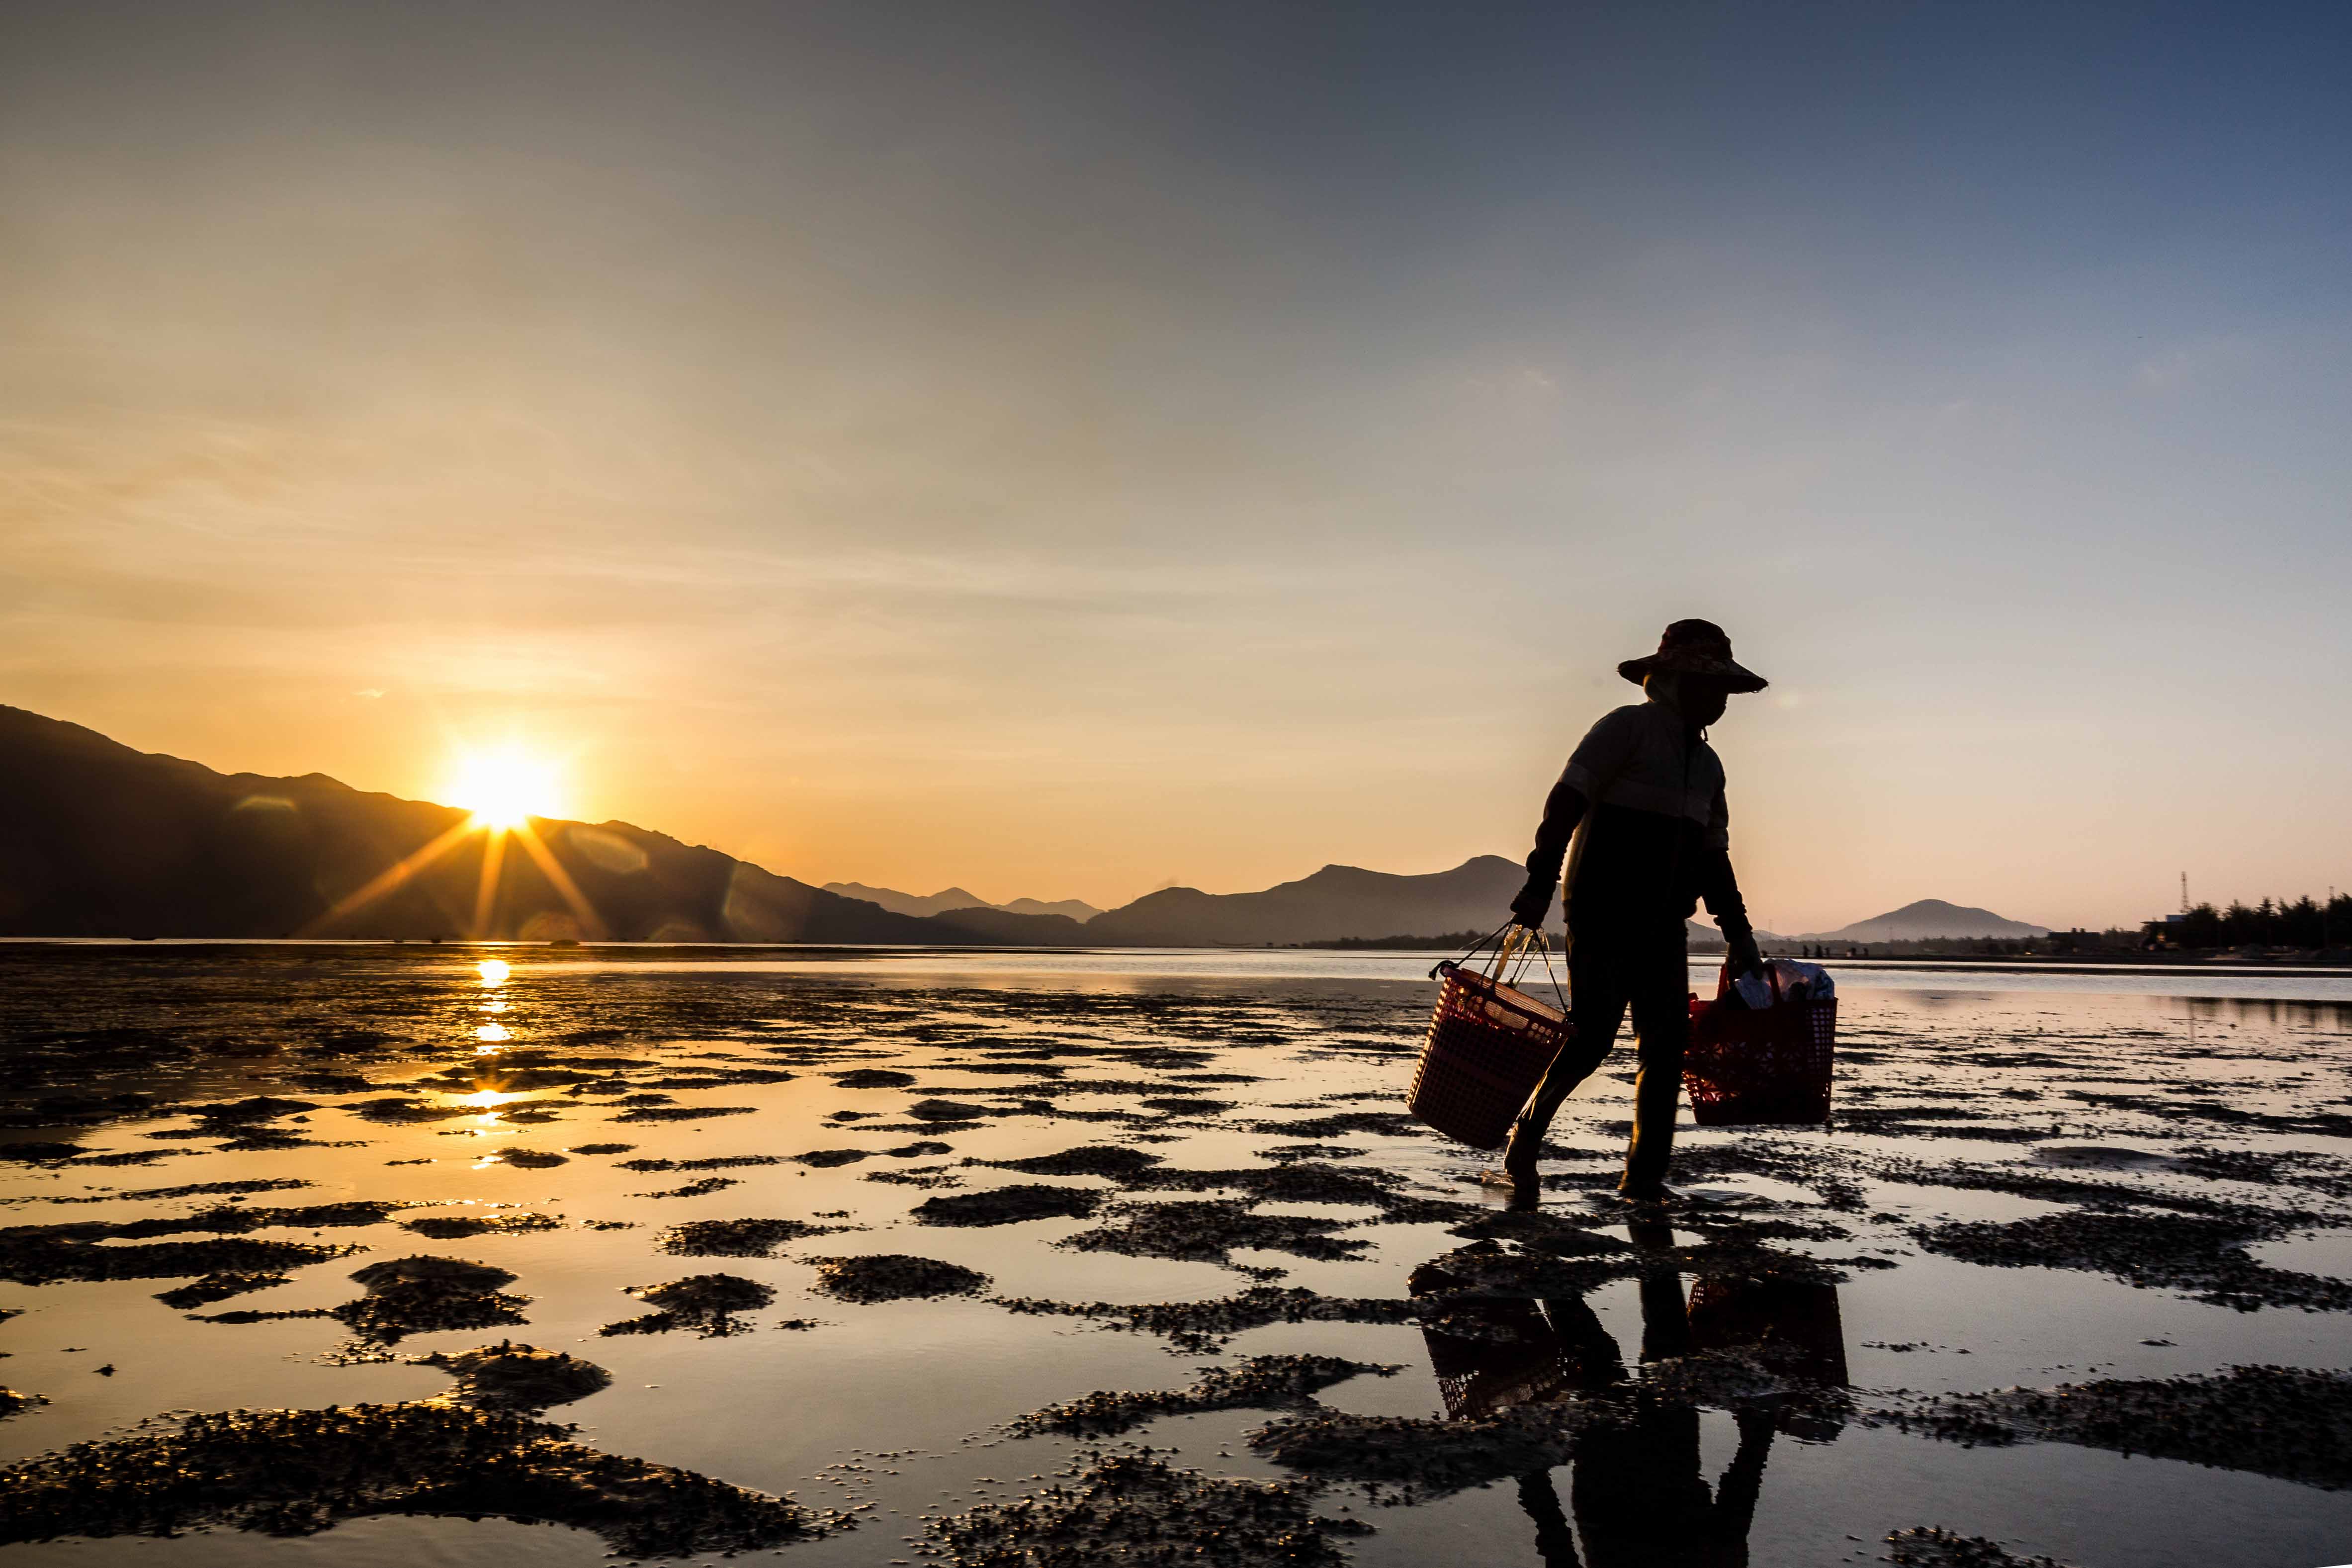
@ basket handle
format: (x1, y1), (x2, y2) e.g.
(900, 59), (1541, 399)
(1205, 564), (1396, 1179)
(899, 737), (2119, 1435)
(1435, 922), (1568, 1013)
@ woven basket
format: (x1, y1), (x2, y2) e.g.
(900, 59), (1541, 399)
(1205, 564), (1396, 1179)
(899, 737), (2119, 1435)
(1409, 958), (1573, 1150)
(1683, 981), (1835, 1127)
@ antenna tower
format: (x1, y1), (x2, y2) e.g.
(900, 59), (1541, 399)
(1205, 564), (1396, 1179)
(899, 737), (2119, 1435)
(2180, 871), (2188, 915)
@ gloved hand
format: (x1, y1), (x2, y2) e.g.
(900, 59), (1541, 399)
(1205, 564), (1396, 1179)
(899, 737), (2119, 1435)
(1727, 932), (1764, 980)
(1509, 877), (1556, 929)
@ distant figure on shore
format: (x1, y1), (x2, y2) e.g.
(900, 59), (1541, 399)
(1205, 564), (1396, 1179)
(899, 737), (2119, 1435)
(1505, 618), (1768, 1203)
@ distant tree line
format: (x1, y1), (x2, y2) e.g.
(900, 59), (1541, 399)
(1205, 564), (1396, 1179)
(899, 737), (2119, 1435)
(2154, 894), (2352, 951)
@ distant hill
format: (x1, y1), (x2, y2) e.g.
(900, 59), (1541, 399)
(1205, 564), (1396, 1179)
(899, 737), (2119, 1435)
(996, 896), (1104, 921)
(1085, 857), (1533, 947)
(823, 882), (992, 919)
(823, 882), (1103, 922)
(0, 702), (1786, 950)
(1803, 899), (2048, 942)
(0, 706), (1085, 946)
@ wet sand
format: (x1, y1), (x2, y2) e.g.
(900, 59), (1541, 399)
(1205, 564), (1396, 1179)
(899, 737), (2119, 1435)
(1, 945), (2350, 1567)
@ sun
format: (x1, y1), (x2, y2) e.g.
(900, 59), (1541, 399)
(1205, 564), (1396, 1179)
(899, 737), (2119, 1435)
(449, 748), (561, 830)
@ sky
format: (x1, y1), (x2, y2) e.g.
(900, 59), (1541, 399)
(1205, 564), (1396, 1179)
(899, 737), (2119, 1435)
(4, 1), (2350, 933)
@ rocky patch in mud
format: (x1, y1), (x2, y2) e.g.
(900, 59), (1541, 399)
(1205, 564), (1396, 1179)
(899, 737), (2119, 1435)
(2028, 1145), (2173, 1171)
(831, 1068), (916, 1088)
(1406, 1239), (1629, 1299)
(331, 1256), (530, 1344)
(609, 1104), (756, 1123)
(926, 1450), (1366, 1568)
(1250, 1406), (1576, 1497)
(806, 1253), (990, 1304)
(29, 1177), (313, 1206)
(656, 1218), (846, 1257)
(1006, 1354), (1396, 1438)
(1915, 1209), (2352, 1311)
(977, 1144), (1162, 1180)
(996, 1286), (1422, 1355)
(1882, 1527), (2072, 1567)
(1, 1143), (105, 1163)
(1059, 1200), (1368, 1268)
(348, 1097), (469, 1125)
(0, 1229), (353, 1287)
(1247, 1110), (1425, 1140)
(866, 1166), (964, 1189)
(633, 1177), (741, 1199)
(913, 1185), (1106, 1227)
(906, 1098), (995, 1123)
(1123, 1161), (1406, 1209)
(603, 1273), (777, 1336)
(155, 1270), (297, 1307)
(402, 1211), (562, 1240)
(616, 1154), (780, 1172)
(0, 1386), (48, 1419)
(0, 1402), (830, 1557)
(1872, 1365), (2352, 1489)
(488, 1148), (569, 1169)
(422, 1342), (610, 1409)
(64, 1201), (399, 1239)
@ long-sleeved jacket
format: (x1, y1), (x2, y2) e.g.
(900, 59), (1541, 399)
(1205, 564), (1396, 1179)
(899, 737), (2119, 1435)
(1521, 699), (1753, 941)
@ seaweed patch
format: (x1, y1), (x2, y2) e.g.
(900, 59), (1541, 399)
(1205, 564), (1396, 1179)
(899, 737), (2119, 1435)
(1882, 1526), (2073, 1567)
(1915, 1210), (2352, 1311)
(421, 1341), (611, 1410)
(602, 1273), (776, 1337)
(330, 1256), (530, 1344)
(1058, 1200), (1368, 1267)
(806, 1253), (991, 1304)
(1870, 1365), (2352, 1489)
(913, 1185), (1106, 1227)
(1005, 1353), (1396, 1438)
(0, 1402), (830, 1557)
(657, 1218), (846, 1257)
(996, 1287), (1421, 1355)
(925, 1450), (1367, 1568)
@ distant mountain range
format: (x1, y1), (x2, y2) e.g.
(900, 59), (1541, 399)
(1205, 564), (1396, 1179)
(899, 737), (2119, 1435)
(822, 882), (1102, 922)
(0, 704), (2046, 948)
(1085, 858), (1532, 946)
(1795, 899), (2049, 942)
(0, 706), (1082, 946)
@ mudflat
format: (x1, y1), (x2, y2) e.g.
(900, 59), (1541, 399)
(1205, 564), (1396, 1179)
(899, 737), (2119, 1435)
(1, 944), (2349, 1568)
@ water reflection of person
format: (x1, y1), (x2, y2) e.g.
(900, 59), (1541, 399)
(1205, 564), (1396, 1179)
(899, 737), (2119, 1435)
(1413, 1218), (1843, 1568)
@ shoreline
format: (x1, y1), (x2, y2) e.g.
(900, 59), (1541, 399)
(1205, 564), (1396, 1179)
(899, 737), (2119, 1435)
(1, 937), (2348, 985)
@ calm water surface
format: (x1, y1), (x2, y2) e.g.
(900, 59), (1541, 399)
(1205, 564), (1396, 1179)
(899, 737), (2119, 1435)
(1, 946), (2348, 1567)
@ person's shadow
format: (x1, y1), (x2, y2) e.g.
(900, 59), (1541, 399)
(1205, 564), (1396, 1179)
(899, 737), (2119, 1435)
(1410, 1216), (1846, 1568)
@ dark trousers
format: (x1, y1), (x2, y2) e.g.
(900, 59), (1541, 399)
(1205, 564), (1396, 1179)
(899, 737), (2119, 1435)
(1514, 924), (1689, 1191)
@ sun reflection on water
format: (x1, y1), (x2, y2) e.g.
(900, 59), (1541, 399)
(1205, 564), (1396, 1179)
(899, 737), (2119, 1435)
(477, 958), (511, 986)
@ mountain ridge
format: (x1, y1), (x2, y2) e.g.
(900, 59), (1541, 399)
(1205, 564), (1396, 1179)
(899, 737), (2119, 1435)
(1797, 898), (2048, 942)
(0, 705), (1084, 946)
(821, 881), (1103, 922)
(0, 705), (2045, 948)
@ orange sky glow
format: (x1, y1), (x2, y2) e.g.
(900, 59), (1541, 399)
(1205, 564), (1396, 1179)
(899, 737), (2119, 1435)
(5, 6), (2349, 933)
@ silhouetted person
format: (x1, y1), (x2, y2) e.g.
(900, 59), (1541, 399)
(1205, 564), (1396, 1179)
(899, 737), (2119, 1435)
(1504, 619), (1767, 1201)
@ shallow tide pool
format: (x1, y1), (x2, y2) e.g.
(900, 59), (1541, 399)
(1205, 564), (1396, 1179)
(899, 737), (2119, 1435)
(2, 945), (2349, 1568)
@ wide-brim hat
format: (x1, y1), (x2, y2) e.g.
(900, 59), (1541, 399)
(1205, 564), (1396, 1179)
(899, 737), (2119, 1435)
(1618, 618), (1768, 694)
